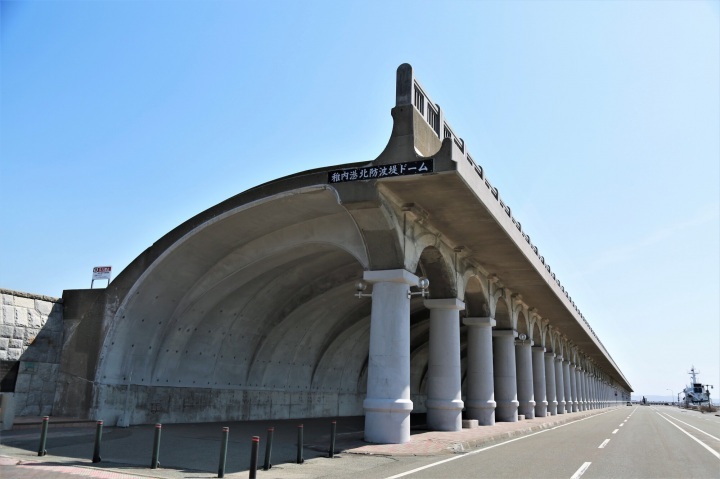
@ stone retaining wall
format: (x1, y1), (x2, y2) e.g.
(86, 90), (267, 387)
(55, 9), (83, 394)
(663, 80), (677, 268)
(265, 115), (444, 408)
(0, 289), (63, 416)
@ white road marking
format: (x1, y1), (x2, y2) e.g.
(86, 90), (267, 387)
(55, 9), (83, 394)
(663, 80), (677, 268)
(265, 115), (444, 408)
(570, 462), (592, 479)
(598, 439), (610, 448)
(383, 411), (613, 479)
(659, 412), (720, 442)
(655, 412), (720, 460)
(619, 423), (624, 427)
(611, 429), (619, 434)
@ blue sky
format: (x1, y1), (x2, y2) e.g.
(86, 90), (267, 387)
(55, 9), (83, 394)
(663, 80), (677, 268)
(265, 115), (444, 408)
(1, 0), (718, 399)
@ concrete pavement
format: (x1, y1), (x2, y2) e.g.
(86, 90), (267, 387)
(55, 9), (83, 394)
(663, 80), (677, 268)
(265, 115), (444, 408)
(1, 408), (624, 478)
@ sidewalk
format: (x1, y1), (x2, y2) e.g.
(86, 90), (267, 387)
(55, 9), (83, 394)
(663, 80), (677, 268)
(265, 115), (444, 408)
(1, 408), (618, 478)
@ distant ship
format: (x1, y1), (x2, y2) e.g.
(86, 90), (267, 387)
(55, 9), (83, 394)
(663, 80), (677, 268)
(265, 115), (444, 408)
(682, 366), (711, 405)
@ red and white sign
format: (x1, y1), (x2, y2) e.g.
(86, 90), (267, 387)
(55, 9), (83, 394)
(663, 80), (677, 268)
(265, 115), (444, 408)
(92, 266), (112, 281)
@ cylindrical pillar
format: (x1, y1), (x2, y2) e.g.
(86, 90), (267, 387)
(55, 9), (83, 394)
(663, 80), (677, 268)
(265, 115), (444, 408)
(463, 317), (496, 425)
(424, 298), (465, 431)
(363, 269), (417, 444)
(555, 356), (566, 414)
(562, 359), (572, 413)
(570, 366), (578, 412)
(515, 338), (535, 419)
(544, 352), (558, 415)
(493, 330), (519, 422)
(576, 367), (586, 411)
(532, 346), (548, 417)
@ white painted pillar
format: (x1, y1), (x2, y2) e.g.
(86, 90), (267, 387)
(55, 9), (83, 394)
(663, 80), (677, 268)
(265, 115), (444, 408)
(363, 269), (417, 444)
(424, 298), (465, 432)
(544, 352), (558, 415)
(532, 346), (548, 417)
(493, 330), (519, 422)
(576, 367), (586, 411)
(555, 356), (566, 414)
(554, 356), (566, 414)
(569, 363), (579, 412)
(463, 317), (496, 425)
(562, 359), (573, 413)
(515, 338), (535, 419)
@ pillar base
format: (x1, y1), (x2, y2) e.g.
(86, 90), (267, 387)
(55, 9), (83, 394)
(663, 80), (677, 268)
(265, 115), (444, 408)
(496, 399), (520, 422)
(427, 399), (464, 431)
(364, 398), (413, 444)
(535, 400), (548, 418)
(465, 400), (496, 426)
(519, 400), (536, 419)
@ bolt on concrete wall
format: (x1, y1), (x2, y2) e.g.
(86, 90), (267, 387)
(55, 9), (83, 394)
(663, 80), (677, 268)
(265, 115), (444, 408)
(0, 289), (64, 416)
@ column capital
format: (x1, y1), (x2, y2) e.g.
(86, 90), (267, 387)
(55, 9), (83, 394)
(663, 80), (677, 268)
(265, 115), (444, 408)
(363, 269), (418, 285)
(424, 298), (465, 310)
(555, 355), (564, 362)
(532, 345), (546, 352)
(463, 316), (495, 328)
(544, 351), (556, 358)
(492, 329), (517, 338)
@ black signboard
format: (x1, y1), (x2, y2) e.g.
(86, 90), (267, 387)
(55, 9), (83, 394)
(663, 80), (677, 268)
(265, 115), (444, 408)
(328, 159), (433, 184)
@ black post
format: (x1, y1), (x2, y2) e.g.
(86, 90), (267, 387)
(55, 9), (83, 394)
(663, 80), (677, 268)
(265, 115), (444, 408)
(329, 420), (336, 458)
(150, 423), (162, 469)
(263, 427), (274, 470)
(37, 416), (49, 456)
(296, 424), (304, 464)
(218, 426), (229, 478)
(92, 420), (103, 463)
(249, 436), (259, 479)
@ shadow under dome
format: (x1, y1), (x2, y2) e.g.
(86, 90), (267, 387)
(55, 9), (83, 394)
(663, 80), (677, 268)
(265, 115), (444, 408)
(96, 187), (370, 390)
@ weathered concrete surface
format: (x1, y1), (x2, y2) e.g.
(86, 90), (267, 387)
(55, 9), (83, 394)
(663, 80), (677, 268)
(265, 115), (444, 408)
(39, 63), (632, 429)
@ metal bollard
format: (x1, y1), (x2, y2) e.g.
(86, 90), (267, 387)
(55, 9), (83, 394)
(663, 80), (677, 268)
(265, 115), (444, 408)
(329, 420), (336, 458)
(249, 436), (259, 479)
(296, 424), (304, 464)
(263, 427), (274, 470)
(150, 423), (162, 469)
(92, 420), (103, 463)
(218, 427), (229, 478)
(37, 416), (49, 456)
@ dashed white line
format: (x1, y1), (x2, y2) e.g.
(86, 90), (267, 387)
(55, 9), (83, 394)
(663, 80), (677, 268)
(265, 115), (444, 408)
(619, 423), (624, 427)
(599, 439), (610, 448)
(611, 428), (619, 434)
(570, 462), (592, 479)
(383, 410), (613, 479)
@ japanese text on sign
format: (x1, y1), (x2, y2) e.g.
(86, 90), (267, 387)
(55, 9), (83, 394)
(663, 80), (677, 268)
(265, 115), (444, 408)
(92, 266), (112, 280)
(328, 160), (433, 184)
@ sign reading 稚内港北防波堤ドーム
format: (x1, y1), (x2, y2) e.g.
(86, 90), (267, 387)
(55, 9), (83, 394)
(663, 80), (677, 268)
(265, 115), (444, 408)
(327, 159), (433, 184)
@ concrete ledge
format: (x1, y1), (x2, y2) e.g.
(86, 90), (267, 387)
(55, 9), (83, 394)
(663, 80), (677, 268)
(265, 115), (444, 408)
(462, 419), (478, 429)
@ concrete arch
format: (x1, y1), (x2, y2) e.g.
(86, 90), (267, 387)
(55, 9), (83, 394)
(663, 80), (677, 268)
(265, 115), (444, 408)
(516, 310), (529, 338)
(414, 245), (457, 299)
(494, 297), (512, 330)
(463, 274), (490, 317)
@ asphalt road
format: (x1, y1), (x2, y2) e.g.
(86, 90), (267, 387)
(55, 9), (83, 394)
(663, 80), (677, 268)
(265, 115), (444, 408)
(370, 406), (720, 479)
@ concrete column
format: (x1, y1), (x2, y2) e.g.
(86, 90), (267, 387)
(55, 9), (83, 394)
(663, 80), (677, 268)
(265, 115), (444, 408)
(562, 359), (573, 413)
(514, 338), (535, 419)
(532, 346), (548, 417)
(576, 367), (586, 411)
(493, 330), (519, 422)
(544, 352), (558, 415)
(554, 356), (566, 414)
(591, 376), (597, 409)
(463, 317), (496, 425)
(569, 363), (579, 412)
(363, 269), (417, 444)
(424, 298), (465, 432)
